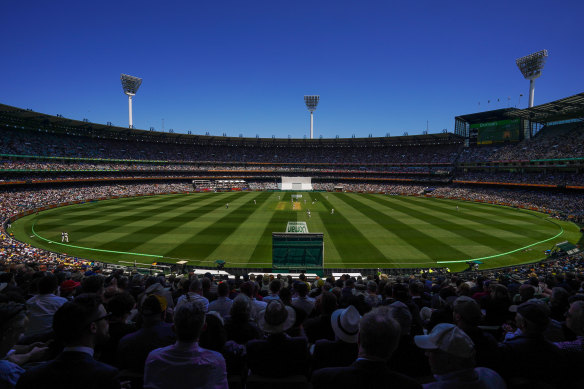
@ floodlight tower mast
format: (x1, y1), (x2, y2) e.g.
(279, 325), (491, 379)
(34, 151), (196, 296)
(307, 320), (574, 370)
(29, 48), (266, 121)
(515, 50), (548, 108)
(304, 95), (320, 139)
(121, 74), (143, 128)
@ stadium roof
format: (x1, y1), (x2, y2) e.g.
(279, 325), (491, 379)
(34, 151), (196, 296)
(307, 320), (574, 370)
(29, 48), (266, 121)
(0, 103), (462, 147)
(456, 92), (584, 124)
(505, 92), (584, 123)
(455, 108), (521, 125)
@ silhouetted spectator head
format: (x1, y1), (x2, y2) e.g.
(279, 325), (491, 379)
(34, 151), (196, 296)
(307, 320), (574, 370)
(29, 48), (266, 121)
(453, 296), (482, 327)
(173, 301), (206, 343)
(566, 300), (584, 336)
(81, 275), (104, 296)
(140, 294), (167, 321)
(515, 300), (550, 334)
(217, 282), (229, 297)
(53, 293), (110, 347)
(295, 281), (309, 297)
(189, 278), (202, 294)
(269, 280), (281, 294)
(358, 307), (401, 360)
(318, 291), (338, 315)
(107, 292), (135, 319)
(388, 301), (413, 336)
(38, 274), (58, 295)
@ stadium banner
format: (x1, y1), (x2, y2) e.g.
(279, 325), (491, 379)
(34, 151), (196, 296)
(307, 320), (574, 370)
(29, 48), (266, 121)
(471, 118), (521, 145)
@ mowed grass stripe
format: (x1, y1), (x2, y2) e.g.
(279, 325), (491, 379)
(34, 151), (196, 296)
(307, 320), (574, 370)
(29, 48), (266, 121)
(248, 193), (297, 264)
(313, 193), (388, 264)
(205, 193), (280, 265)
(92, 192), (246, 253)
(298, 193), (343, 263)
(323, 194), (434, 263)
(365, 194), (527, 251)
(396, 196), (553, 240)
(37, 194), (205, 233)
(337, 193), (469, 261)
(163, 192), (271, 261)
(39, 194), (179, 223)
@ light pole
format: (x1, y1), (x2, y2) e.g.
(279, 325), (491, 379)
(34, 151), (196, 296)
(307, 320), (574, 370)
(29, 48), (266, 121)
(516, 50), (548, 108)
(121, 74), (143, 128)
(304, 95), (320, 139)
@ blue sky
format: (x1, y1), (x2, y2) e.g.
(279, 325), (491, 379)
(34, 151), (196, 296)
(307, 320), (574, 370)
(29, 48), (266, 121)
(2, 0), (582, 139)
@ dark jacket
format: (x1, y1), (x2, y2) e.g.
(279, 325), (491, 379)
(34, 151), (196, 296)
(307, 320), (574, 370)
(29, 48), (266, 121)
(246, 333), (309, 377)
(311, 359), (421, 389)
(16, 351), (119, 389)
(312, 339), (358, 370)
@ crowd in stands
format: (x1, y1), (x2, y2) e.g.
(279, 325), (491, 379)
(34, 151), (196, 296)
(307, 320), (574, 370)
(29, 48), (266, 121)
(455, 172), (584, 186)
(0, 161), (450, 174)
(1, 255), (584, 388)
(1, 128), (461, 164)
(459, 124), (584, 163)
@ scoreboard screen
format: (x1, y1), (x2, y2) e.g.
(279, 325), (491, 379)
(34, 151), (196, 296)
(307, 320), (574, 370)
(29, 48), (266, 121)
(471, 118), (521, 145)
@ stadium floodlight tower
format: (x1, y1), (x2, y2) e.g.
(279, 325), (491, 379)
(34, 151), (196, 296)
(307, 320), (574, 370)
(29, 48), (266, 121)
(304, 95), (320, 139)
(120, 74), (143, 128)
(515, 50), (548, 108)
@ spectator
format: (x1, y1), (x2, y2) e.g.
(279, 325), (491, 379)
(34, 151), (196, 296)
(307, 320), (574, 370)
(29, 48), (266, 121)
(224, 295), (262, 345)
(292, 281), (315, 316)
(17, 294), (120, 389)
(207, 281), (232, 319)
(312, 305), (360, 370)
(143, 300), (227, 389)
(498, 300), (566, 386)
(116, 294), (175, 376)
(23, 273), (67, 340)
(175, 278), (209, 312)
(311, 307), (420, 389)
(414, 323), (506, 388)
(246, 300), (309, 378)
(452, 296), (498, 370)
(303, 291), (338, 344)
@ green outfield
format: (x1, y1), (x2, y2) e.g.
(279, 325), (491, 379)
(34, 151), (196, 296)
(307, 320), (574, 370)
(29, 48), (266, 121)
(9, 192), (582, 272)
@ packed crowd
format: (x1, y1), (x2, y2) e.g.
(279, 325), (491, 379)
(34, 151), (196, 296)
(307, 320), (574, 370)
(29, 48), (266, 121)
(1, 257), (583, 388)
(459, 124), (584, 163)
(1, 128), (462, 164)
(0, 160), (448, 173)
(455, 172), (584, 186)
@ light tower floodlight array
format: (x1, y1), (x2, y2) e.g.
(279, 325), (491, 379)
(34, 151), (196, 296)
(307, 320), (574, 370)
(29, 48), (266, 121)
(304, 95), (320, 139)
(515, 50), (548, 108)
(121, 74), (143, 128)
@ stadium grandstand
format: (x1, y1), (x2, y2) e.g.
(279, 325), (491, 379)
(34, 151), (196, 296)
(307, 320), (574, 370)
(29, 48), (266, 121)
(1, 94), (584, 389)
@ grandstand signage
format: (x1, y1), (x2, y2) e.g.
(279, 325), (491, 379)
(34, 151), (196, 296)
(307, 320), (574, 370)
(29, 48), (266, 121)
(286, 221), (309, 233)
(471, 118), (521, 145)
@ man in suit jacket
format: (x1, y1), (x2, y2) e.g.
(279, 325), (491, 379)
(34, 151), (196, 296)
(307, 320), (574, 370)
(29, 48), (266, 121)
(311, 307), (421, 389)
(17, 294), (120, 389)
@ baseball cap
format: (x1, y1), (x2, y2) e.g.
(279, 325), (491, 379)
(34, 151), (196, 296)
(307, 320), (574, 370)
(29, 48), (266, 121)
(60, 280), (81, 293)
(515, 299), (550, 328)
(414, 323), (475, 358)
